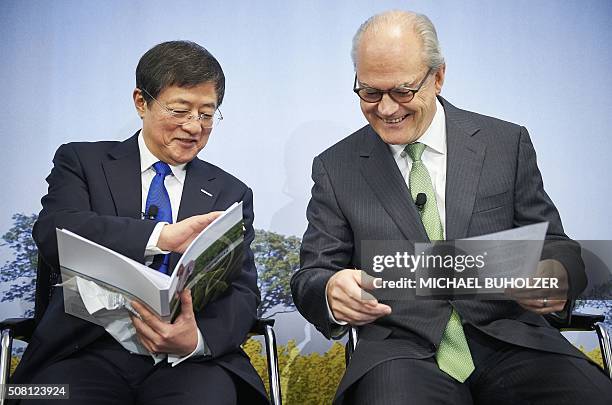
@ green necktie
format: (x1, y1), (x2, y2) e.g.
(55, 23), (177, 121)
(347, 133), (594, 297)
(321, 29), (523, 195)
(406, 142), (475, 383)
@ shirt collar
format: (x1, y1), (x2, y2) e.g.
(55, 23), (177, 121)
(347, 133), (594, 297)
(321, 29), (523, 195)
(389, 98), (447, 159)
(138, 133), (187, 184)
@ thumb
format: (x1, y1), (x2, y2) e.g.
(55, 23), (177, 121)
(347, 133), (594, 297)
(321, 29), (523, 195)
(195, 211), (223, 228)
(179, 289), (194, 317)
(354, 271), (381, 302)
(357, 271), (381, 291)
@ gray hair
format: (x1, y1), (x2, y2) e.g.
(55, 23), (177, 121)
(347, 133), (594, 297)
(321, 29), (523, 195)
(351, 10), (445, 71)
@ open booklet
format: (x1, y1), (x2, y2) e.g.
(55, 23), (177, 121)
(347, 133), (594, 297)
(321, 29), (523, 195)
(414, 222), (549, 297)
(57, 201), (244, 324)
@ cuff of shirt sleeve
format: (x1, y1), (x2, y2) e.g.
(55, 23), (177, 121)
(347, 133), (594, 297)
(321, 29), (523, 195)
(168, 328), (211, 366)
(145, 222), (171, 257)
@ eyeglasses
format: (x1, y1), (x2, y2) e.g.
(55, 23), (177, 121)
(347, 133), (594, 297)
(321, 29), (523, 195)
(140, 88), (223, 128)
(353, 68), (433, 104)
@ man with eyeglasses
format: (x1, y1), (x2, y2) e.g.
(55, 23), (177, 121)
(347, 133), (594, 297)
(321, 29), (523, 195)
(291, 10), (612, 404)
(11, 41), (268, 405)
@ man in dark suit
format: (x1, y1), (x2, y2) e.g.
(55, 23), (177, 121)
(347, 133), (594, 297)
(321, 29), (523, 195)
(291, 10), (612, 404)
(11, 41), (268, 405)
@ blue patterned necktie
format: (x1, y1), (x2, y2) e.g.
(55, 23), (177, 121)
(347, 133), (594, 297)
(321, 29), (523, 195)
(145, 161), (173, 274)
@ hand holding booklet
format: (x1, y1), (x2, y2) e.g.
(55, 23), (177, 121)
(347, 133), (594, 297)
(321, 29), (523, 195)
(56, 202), (245, 356)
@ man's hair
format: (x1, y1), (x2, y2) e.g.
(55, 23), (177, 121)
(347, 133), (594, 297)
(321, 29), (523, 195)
(136, 40), (225, 106)
(351, 10), (445, 71)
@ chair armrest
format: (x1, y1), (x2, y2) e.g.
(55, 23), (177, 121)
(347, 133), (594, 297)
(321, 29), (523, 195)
(0, 318), (36, 342)
(543, 299), (605, 331)
(547, 308), (605, 330)
(562, 312), (605, 331)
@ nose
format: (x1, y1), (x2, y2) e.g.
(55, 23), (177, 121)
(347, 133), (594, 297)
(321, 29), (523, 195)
(180, 120), (204, 135)
(377, 93), (400, 116)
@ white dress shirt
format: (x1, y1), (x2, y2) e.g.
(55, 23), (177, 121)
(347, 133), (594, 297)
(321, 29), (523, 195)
(327, 99), (448, 326)
(137, 134), (209, 365)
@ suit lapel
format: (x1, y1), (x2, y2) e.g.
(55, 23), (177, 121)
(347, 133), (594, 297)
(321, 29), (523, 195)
(177, 158), (221, 220)
(441, 98), (486, 240)
(168, 158), (221, 269)
(359, 127), (429, 241)
(102, 133), (142, 219)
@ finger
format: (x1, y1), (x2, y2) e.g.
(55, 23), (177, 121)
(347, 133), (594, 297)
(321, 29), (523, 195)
(516, 298), (566, 313)
(333, 305), (387, 325)
(329, 284), (391, 317)
(545, 299), (567, 312)
(191, 212), (223, 230)
(516, 298), (556, 310)
(131, 300), (160, 322)
(522, 307), (559, 315)
(346, 276), (392, 313)
(135, 331), (156, 353)
(347, 306), (390, 325)
(512, 294), (565, 307)
(332, 278), (382, 310)
(515, 300), (550, 315)
(177, 289), (195, 320)
(130, 301), (160, 330)
(204, 211), (223, 222)
(327, 270), (392, 319)
(130, 299), (146, 315)
(333, 297), (392, 318)
(131, 301), (166, 330)
(507, 287), (568, 301)
(516, 298), (545, 308)
(337, 289), (392, 315)
(131, 313), (164, 347)
(131, 317), (159, 353)
(328, 271), (377, 307)
(131, 314), (155, 338)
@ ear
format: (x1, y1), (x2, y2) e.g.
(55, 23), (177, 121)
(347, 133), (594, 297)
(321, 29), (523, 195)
(434, 64), (446, 95)
(133, 88), (146, 119)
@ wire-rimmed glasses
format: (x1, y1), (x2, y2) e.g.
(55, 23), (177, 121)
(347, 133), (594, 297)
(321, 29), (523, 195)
(140, 88), (223, 128)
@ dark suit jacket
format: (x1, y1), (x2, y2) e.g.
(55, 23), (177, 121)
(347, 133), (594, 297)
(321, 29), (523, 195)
(12, 133), (268, 403)
(291, 97), (587, 402)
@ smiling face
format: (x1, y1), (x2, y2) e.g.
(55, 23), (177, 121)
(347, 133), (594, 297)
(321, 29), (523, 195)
(134, 82), (217, 165)
(355, 26), (445, 145)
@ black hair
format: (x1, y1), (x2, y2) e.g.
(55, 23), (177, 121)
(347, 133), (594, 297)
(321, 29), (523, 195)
(136, 40), (225, 106)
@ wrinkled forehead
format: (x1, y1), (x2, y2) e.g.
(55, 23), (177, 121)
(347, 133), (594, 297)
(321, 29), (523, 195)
(157, 83), (218, 108)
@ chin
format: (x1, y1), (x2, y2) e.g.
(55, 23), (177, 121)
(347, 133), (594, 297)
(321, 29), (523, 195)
(167, 153), (195, 165)
(180, 154), (198, 164)
(376, 129), (418, 145)
(172, 146), (203, 163)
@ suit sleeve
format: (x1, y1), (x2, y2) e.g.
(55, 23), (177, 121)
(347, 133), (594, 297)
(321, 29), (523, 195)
(513, 126), (586, 299)
(291, 156), (352, 339)
(33, 143), (157, 270)
(195, 187), (261, 359)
